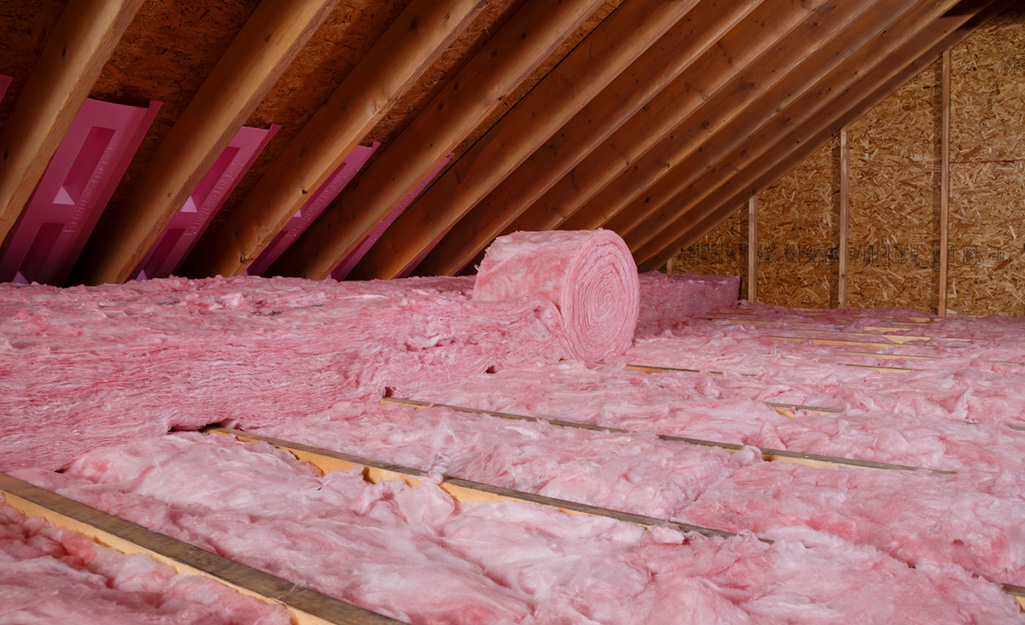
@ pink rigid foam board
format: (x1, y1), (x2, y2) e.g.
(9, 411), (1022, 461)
(331, 153), (454, 280)
(132, 124), (279, 280)
(0, 98), (161, 285)
(247, 142), (380, 277)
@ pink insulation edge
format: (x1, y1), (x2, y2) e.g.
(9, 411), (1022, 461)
(132, 125), (280, 281)
(0, 99), (161, 285)
(473, 230), (640, 361)
(247, 142), (380, 277)
(331, 153), (454, 281)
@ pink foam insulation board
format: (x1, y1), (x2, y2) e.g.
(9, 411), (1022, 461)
(331, 153), (454, 280)
(132, 124), (279, 280)
(0, 98), (161, 285)
(0, 75), (11, 104)
(247, 142), (380, 277)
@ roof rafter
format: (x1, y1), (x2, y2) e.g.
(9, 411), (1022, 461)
(414, 0), (768, 277)
(0, 0), (145, 248)
(270, 0), (608, 280)
(77, 0), (342, 285)
(346, 0), (702, 281)
(191, 0), (486, 278)
(634, 0), (1007, 271)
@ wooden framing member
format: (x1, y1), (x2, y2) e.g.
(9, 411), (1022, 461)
(76, 0), (341, 285)
(748, 196), (758, 302)
(207, 426), (739, 540)
(838, 125), (850, 308)
(938, 47), (951, 317)
(0, 0), (145, 248)
(191, 0), (485, 278)
(411, 0), (768, 277)
(268, 0), (606, 279)
(0, 472), (400, 625)
(574, 0), (907, 237)
(344, 0), (702, 281)
(635, 0), (1003, 271)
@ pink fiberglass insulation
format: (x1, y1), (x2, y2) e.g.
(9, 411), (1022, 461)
(473, 230), (639, 361)
(253, 400), (757, 519)
(0, 276), (567, 471)
(17, 433), (1024, 624)
(682, 462), (1025, 586)
(0, 500), (289, 625)
(635, 271), (739, 334)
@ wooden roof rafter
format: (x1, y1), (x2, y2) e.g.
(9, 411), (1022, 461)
(632, 0), (1007, 272)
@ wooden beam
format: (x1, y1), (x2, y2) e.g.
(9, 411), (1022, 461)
(0, 472), (401, 625)
(76, 0), (341, 285)
(748, 195), (758, 302)
(635, 0), (997, 271)
(838, 125), (850, 308)
(0, 0), (145, 248)
(208, 426), (739, 540)
(192, 0), (485, 278)
(412, 0), (766, 277)
(345, 0), (702, 280)
(939, 47), (951, 317)
(269, 0), (606, 279)
(619, 0), (954, 250)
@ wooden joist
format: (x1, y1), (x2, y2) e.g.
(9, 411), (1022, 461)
(268, 0), (606, 279)
(0, 472), (401, 625)
(380, 395), (944, 474)
(192, 0), (485, 278)
(345, 0), (701, 281)
(206, 426), (739, 541)
(412, 0), (769, 277)
(0, 0), (145, 248)
(636, 0), (1004, 271)
(77, 0), (341, 285)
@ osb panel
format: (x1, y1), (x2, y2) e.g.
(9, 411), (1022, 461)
(755, 138), (840, 309)
(670, 205), (747, 294)
(947, 9), (1025, 316)
(88, 0), (259, 242)
(0, 0), (68, 129)
(846, 61), (941, 311)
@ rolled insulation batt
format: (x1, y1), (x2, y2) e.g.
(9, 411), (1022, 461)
(473, 230), (639, 360)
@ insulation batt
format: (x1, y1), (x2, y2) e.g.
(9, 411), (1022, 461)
(17, 433), (1024, 625)
(473, 230), (639, 361)
(0, 500), (289, 625)
(635, 271), (740, 334)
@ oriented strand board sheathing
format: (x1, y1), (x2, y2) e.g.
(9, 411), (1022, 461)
(847, 61), (942, 311)
(671, 207), (748, 296)
(948, 9), (1025, 316)
(0, 1), (67, 130)
(756, 139), (840, 309)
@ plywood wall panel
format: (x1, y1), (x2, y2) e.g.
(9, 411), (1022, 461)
(670, 207), (747, 294)
(755, 139), (839, 309)
(847, 61), (941, 311)
(0, 1), (68, 130)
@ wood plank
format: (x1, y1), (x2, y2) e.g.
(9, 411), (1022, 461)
(193, 0), (485, 278)
(938, 46), (951, 317)
(585, 0), (928, 239)
(76, 0), (341, 285)
(0, 0), (145, 247)
(380, 396), (947, 474)
(838, 125), (849, 308)
(0, 472), (400, 625)
(748, 196), (758, 302)
(268, 0), (606, 280)
(635, 0), (1001, 271)
(345, 0), (702, 280)
(411, 0), (768, 277)
(206, 426), (740, 540)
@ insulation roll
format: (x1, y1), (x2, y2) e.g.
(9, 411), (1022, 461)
(473, 230), (639, 361)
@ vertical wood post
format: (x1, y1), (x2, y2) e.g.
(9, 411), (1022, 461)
(938, 48), (951, 317)
(838, 126), (850, 309)
(747, 195), (758, 302)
